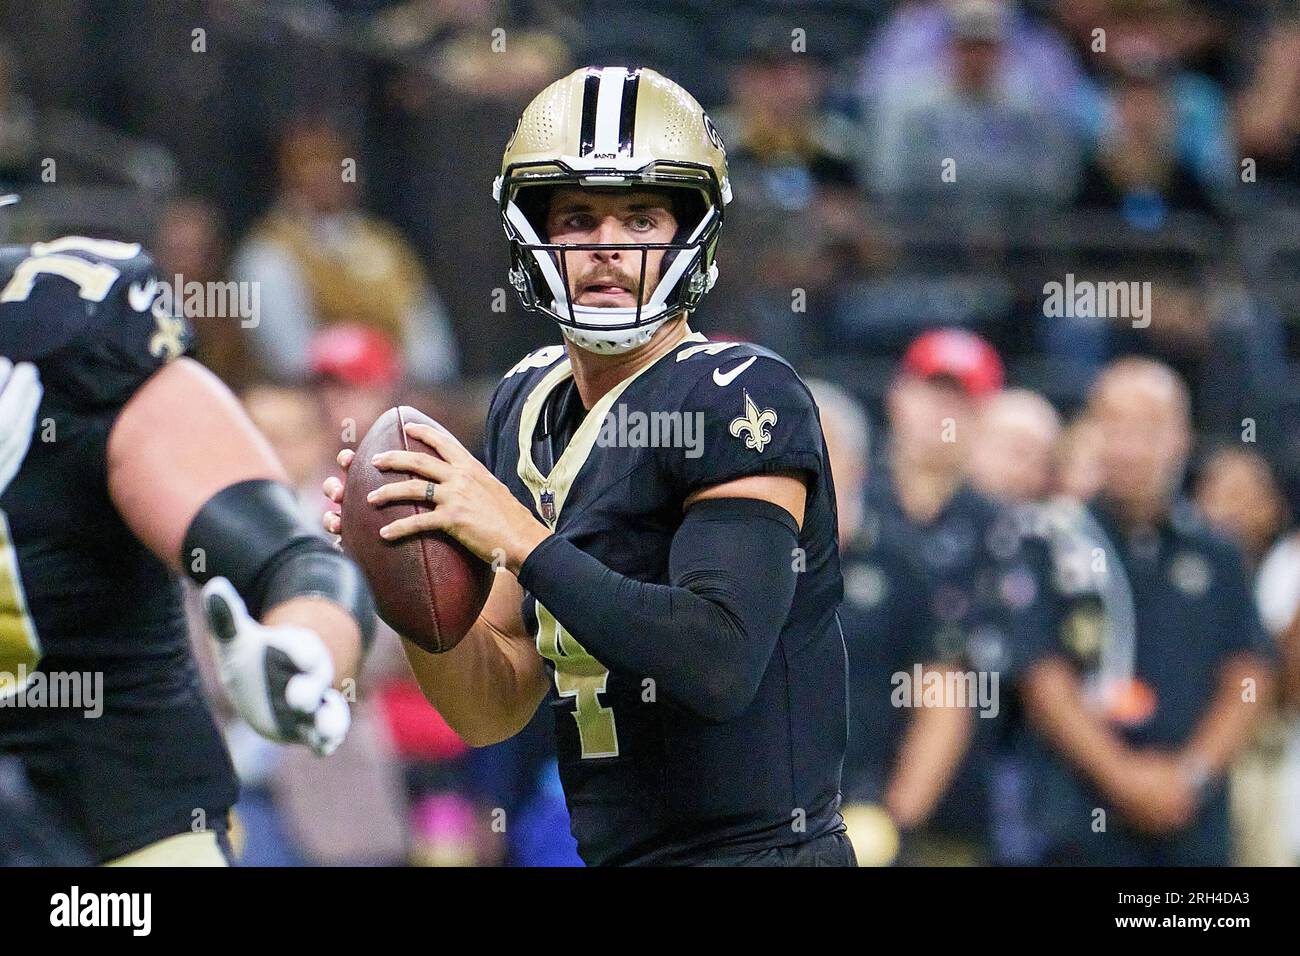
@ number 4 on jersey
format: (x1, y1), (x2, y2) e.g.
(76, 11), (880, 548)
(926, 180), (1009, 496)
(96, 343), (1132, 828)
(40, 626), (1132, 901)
(535, 603), (618, 759)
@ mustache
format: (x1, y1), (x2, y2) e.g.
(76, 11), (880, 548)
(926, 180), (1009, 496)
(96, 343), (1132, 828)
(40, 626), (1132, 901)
(574, 269), (641, 295)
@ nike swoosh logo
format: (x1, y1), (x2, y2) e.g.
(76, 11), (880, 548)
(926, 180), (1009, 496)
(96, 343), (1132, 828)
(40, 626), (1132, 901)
(713, 356), (756, 387)
(127, 279), (157, 313)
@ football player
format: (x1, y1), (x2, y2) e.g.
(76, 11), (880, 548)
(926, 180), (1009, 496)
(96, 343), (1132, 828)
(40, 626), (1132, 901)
(0, 235), (375, 865)
(325, 67), (853, 865)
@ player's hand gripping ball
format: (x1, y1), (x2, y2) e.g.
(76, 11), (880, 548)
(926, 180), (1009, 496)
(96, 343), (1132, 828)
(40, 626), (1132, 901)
(334, 407), (494, 653)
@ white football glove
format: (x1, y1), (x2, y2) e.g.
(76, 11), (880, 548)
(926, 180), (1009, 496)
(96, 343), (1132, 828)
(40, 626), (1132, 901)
(201, 577), (351, 757)
(0, 357), (42, 497)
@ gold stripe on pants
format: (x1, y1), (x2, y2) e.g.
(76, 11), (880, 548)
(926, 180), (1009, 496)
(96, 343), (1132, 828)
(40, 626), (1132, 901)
(103, 831), (228, 867)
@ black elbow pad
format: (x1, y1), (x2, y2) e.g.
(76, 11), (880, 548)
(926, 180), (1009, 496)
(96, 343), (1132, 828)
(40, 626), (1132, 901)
(181, 479), (376, 649)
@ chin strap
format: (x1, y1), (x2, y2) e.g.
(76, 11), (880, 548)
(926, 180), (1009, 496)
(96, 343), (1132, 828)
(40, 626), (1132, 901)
(560, 320), (661, 355)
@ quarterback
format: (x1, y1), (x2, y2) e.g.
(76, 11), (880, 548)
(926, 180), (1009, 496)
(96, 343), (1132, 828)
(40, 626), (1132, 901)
(0, 235), (374, 865)
(326, 67), (853, 865)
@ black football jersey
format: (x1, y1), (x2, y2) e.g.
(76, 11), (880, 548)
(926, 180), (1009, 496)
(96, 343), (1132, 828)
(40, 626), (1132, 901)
(484, 332), (848, 865)
(0, 237), (235, 862)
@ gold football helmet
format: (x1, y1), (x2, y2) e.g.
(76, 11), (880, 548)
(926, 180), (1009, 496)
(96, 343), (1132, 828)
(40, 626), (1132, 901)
(494, 66), (732, 353)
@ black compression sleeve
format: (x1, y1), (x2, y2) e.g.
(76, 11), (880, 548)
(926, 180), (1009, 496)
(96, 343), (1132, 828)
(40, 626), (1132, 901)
(182, 479), (376, 648)
(516, 497), (800, 723)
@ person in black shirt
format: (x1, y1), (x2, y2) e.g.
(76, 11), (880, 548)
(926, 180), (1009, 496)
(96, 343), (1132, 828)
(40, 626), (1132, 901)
(811, 379), (965, 866)
(1017, 358), (1277, 865)
(862, 329), (1052, 865)
(1074, 48), (1223, 227)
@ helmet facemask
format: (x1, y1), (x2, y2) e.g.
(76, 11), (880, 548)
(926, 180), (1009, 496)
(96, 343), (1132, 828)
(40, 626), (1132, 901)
(498, 165), (724, 355)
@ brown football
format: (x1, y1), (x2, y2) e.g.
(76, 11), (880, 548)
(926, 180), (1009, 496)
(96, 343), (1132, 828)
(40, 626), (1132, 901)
(340, 406), (492, 653)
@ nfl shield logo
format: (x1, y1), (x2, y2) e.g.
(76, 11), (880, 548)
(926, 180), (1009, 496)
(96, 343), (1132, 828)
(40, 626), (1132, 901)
(540, 489), (556, 524)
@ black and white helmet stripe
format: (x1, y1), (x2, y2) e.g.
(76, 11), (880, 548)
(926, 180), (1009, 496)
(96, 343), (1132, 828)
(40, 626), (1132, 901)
(578, 67), (642, 159)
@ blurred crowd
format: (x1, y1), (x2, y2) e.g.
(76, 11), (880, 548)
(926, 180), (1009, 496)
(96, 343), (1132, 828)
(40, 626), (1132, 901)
(823, 329), (1291, 866)
(2, 0), (1300, 864)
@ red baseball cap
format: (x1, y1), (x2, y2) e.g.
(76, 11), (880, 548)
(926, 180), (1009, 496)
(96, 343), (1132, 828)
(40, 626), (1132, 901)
(309, 324), (402, 387)
(901, 328), (1004, 397)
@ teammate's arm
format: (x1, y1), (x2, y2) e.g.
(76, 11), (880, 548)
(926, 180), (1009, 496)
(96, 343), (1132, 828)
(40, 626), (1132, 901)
(108, 357), (374, 752)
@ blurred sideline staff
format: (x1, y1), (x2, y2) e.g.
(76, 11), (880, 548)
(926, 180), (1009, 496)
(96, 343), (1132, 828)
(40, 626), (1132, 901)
(1013, 358), (1276, 865)
(854, 328), (1052, 865)
(1194, 447), (1297, 864)
(812, 379), (957, 867)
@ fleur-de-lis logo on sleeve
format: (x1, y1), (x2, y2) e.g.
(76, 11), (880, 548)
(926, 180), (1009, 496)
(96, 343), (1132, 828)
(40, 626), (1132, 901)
(729, 389), (778, 453)
(149, 301), (185, 362)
